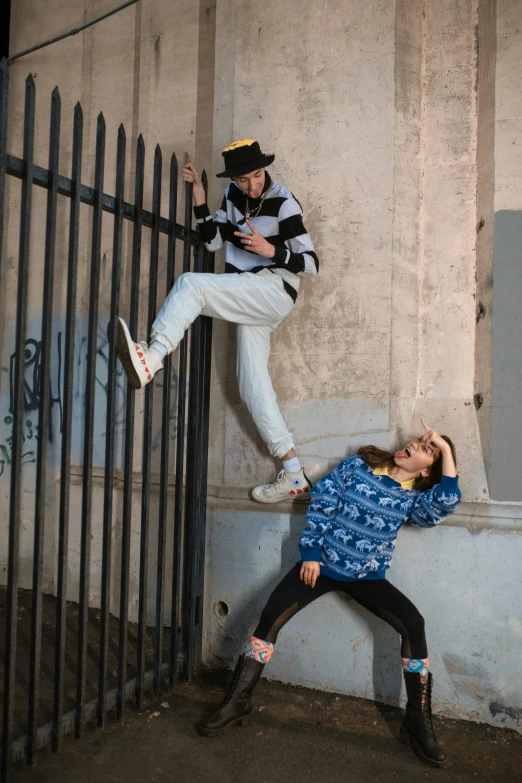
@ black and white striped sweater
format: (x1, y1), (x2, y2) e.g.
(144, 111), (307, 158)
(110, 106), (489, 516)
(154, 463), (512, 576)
(194, 174), (319, 301)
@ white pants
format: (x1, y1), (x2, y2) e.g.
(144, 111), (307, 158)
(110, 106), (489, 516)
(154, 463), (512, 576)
(151, 269), (295, 459)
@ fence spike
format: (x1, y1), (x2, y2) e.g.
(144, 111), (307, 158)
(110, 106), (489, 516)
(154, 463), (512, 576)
(118, 125), (145, 720)
(2, 63), (36, 782)
(52, 93), (83, 754)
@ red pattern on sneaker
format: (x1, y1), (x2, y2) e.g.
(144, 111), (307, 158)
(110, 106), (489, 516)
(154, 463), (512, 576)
(134, 343), (151, 376)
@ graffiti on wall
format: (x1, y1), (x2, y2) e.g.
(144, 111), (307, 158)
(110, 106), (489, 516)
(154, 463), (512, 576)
(8, 334), (63, 440)
(0, 322), (180, 476)
(0, 416), (38, 477)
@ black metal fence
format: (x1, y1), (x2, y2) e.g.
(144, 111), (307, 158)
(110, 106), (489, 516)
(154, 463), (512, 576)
(0, 59), (213, 778)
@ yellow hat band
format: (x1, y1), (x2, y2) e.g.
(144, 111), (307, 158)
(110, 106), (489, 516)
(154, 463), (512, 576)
(222, 139), (256, 153)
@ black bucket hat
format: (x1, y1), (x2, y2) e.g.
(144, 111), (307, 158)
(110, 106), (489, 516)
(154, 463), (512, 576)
(216, 139), (275, 178)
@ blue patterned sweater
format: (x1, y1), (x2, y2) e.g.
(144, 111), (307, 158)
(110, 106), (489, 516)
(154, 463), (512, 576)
(299, 456), (461, 581)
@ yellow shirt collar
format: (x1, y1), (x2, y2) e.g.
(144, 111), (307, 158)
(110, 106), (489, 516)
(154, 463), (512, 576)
(373, 465), (416, 491)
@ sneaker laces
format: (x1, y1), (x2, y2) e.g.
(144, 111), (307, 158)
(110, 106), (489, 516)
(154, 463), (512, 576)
(262, 469), (287, 496)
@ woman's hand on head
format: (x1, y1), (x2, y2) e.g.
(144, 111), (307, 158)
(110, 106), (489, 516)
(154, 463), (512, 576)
(234, 219), (276, 259)
(420, 417), (457, 477)
(300, 561), (320, 588)
(420, 418), (450, 453)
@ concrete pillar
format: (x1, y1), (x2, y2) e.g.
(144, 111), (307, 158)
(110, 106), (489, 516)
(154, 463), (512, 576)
(488, 0), (522, 499)
(475, 0), (496, 492)
(394, 0), (487, 500)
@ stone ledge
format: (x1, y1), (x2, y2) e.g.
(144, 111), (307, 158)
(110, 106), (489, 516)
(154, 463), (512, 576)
(207, 483), (309, 514)
(207, 486), (522, 531)
(64, 469), (522, 531)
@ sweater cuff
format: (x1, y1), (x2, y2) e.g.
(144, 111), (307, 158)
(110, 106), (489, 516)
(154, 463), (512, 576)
(194, 203), (211, 220)
(272, 246), (306, 274)
(272, 245), (289, 265)
(299, 544), (323, 563)
(439, 474), (460, 491)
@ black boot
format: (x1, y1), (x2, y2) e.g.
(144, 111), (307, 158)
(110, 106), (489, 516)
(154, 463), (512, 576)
(196, 655), (264, 737)
(400, 671), (447, 768)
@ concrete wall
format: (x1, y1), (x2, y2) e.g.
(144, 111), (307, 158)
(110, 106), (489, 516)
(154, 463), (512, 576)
(203, 0), (522, 734)
(2, 0), (522, 733)
(207, 0), (488, 501)
(208, 0), (400, 487)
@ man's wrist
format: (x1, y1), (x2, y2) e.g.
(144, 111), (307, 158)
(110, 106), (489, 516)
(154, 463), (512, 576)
(272, 245), (287, 264)
(194, 203), (210, 219)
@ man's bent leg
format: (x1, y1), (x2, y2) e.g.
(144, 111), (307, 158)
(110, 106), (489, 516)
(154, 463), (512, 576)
(152, 270), (294, 352)
(236, 324), (312, 503)
(151, 272), (208, 352)
(117, 271), (287, 390)
(115, 272), (206, 389)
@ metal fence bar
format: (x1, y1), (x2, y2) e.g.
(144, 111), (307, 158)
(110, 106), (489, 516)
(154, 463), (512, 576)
(136, 145), (162, 708)
(98, 124), (126, 727)
(182, 230), (213, 679)
(182, 171), (213, 678)
(169, 178), (192, 684)
(194, 243), (214, 667)
(1, 74), (35, 782)
(27, 86), (61, 767)
(0, 60), (8, 291)
(153, 153), (178, 697)
(6, 153), (196, 243)
(76, 112), (106, 738)
(182, 241), (202, 680)
(53, 101), (83, 753)
(117, 133), (144, 720)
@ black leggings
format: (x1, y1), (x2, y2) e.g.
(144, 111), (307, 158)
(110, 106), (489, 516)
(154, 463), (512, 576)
(253, 565), (428, 659)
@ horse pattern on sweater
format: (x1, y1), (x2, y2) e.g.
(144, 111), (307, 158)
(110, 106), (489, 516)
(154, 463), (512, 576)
(299, 456), (461, 581)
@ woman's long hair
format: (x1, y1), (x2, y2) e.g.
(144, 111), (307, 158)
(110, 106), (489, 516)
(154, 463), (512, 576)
(357, 437), (457, 491)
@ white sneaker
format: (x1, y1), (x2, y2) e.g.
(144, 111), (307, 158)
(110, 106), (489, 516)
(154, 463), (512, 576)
(116, 317), (164, 389)
(251, 469), (312, 504)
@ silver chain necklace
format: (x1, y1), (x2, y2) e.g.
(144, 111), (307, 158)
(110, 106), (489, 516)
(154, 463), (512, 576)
(245, 185), (272, 219)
